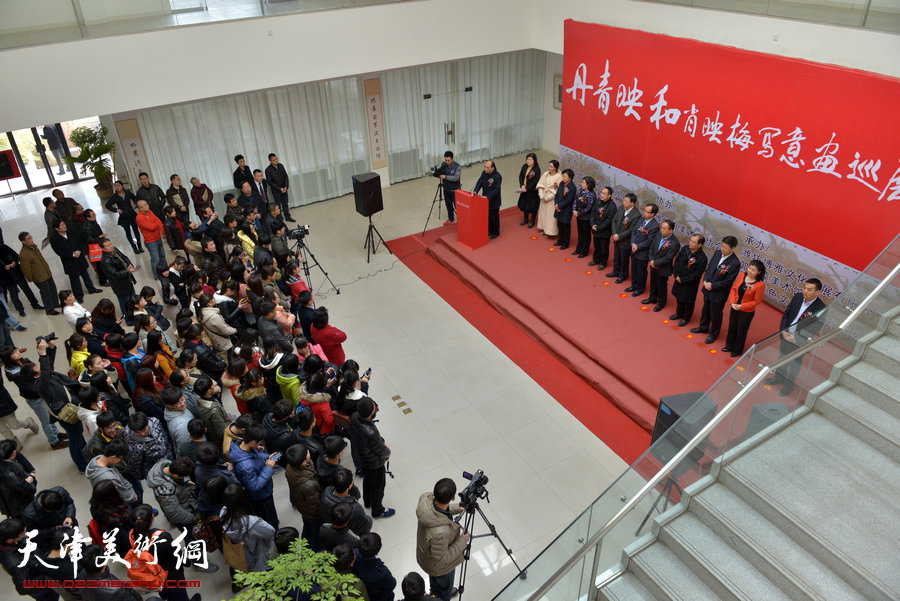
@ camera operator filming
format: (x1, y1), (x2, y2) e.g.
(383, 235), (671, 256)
(416, 478), (469, 601)
(436, 151), (461, 225)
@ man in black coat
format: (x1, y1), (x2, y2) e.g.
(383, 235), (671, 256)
(607, 193), (640, 283)
(589, 185), (616, 268)
(643, 219), (681, 312)
(20, 487), (77, 551)
(472, 160), (502, 239)
(670, 234), (709, 327)
(31, 340), (87, 472)
(692, 235), (741, 344)
(48, 219), (101, 303)
(135, 172), (167, 223)
(627, 203), (660, 297)
(265, 153), (295, 222)
(765, 278), (827, 396)
(0, 517), (59, 601)
(105, 180), (144, 254)
(233, 154), (255, 192)
(349, 397), (394, 519)
(200, 238), (227, 289)
(552, 169), (577, 249)
(0, 242), (43, 317)
(99, 239), (137, 320)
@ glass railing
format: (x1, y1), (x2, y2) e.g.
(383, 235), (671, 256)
(0, 0), (409, 51)
(638, 0), (900, 33)
(493, 233), (900, 601)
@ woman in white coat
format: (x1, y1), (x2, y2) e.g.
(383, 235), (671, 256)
(535, 159), (563, 237)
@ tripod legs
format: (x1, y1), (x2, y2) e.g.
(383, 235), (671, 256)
(455, 503), (525, 601)
(363, 216), (392, 264)
(422, 182), (444, 236)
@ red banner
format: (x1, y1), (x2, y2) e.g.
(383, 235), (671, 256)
(0, 149), (21, 181)
(561, 20), (900, 271)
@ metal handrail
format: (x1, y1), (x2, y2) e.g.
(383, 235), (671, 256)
(525, 261), (900, 601)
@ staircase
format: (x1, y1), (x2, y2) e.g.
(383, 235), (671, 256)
(597, 313), (900, 601)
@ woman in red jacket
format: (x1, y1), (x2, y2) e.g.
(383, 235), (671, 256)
(723, 259), (766, 357)
(310, 306), (347, 366)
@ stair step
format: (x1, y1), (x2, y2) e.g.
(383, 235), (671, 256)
(863, 335), (900, 375)
(721, 413), (900, 601)
(816, 385), (900, 458)
(597, 573), (657, 601)
(888, 316), (900, 338)
(629, 542), (720, 601)
(838, 361), (900, 419)
(660, 512), (791, 601)
(692, 483), (867, 601)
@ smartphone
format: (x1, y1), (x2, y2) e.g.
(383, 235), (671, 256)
(364, 367), (373, 378)
(270, 452), (282, 461)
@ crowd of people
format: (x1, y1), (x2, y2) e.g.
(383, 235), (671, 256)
(0, 153), (476, 601)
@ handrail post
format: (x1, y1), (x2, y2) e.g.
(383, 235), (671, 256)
(588, 539), (603, 600)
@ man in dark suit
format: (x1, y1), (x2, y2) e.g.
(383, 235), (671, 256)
(765, 278), (827, 396)
(48, 220), (101, 303)
(670, 234), (709, 327)
(250, 169), (272, 216)
(552, 169), (577, 249)
(233, 154), (255, 192)
(691, 235), (740, 344)
(237, 181), (256, 213)
(626, 203), (660, 297)
(589, 185), (615, 268)
(261, 203), (284, 238)
(643, 219), (680, 311)
(472, 160), (502, 239)
(607, 193), (640, 283)
(99, 238), (137, 319)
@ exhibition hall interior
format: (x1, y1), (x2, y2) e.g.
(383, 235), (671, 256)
(1, 1), (898, 601)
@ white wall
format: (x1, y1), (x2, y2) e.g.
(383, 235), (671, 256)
(78, 0), (170, 25)
(2, 0), (898, 132)
(541, 52), (563, 152)
(0, 0), (76, 32)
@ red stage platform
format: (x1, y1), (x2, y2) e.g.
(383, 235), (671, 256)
(388, 208), (783, 462)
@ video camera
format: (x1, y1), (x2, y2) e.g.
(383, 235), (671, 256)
(459, 469), (489, 509)
(35, 332), (58, 344)
(289, 224), (311, 241)
(431, 163), (447, 178)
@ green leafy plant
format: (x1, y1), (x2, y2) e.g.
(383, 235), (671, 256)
(228, 538), (364, 601)
(63, 124), (116, 186)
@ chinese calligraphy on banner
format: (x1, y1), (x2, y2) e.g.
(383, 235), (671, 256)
(561, 21), (900, 289)
(115, 118), (150, 187)
(364, 78), (387, 170)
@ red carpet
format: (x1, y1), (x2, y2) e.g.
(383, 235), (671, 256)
(388, 208), (783, 464)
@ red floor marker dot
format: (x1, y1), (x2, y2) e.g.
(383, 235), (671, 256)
(709, 349), (717, 354)
(686, 334), (694, 339)
(531, 236), (538, 240)
(662, 319), (670, 324)
(641, 305), (650, 311)
(548, 248), (556, 252)
(603, 282), (610, 286)
(565, 258), (572, 262)
(585, 270), (592, 275)
(620, 293), (628, 298)
(736, 366), (746, 372)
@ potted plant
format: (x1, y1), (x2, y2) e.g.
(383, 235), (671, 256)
(63, 124), (116, 199)
(230, 538), (364, 601)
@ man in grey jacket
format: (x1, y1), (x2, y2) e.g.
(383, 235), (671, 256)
(84, 439), (138, 506)
(439, 151), (462, 225)
(146, 456), (198, 528)
(162, 385), (193, 455)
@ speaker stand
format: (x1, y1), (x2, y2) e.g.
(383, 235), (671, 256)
(363, 216), (391, 264)
(635, 475), (683, 536)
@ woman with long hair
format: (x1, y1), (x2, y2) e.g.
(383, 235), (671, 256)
(237, 221), (258, 265)
(335, 368), (365, 416)
(124, 293), (147, 327)
(81, 208), (109, 286)
(74, 316), (107, 357)
(300, 371), (335, 435)
(310, 306), (347, 366)
(535, 159), (562, 237)
(517, 152), (541, 228)
(65, 332), (91, 375)
(181, 323), (227, 381)
(131, 368), (165, 421)
(60, 289), (91, 326)
(145, 330), (177, 378)
(90, 299), (125, 340)
(89, 370), (130, 424)
(129, 504), (198, 601)
(235, 369), (272, 423)
(233, 329), (262, 371)
(222, 357), (248, 408)
(139, 285), (171, 331)
(219, 483), (275, 573)
(88, 479), (133, 556)
(140, 353), (169, 387)
(135, 313), (174, 351)
(573, 176), (596, 258)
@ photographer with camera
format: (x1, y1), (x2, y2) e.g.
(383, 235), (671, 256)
(436, 151), (461, 225)
(416, 478), (469, 601)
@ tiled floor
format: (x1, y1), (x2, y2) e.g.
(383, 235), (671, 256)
(1, 150), (628, 600)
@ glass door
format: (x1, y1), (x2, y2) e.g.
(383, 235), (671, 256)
(37, 123), (77, 184)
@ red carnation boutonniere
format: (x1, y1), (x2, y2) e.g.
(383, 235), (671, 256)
(487, 178), (494, 187)
(639, 226), (648, 234)
(553, 182), (559, 190)
(800, 310), (813, 320)
(687, 256), (696, 267)
(717, 265), (730, 276)
(661, 239), (671, 250)
(527, 171), (535, 179)
(597, 207), (604, 217)
(622, 216), (630, 227)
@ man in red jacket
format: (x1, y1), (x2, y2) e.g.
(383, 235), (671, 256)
(135, 200), (167, 280)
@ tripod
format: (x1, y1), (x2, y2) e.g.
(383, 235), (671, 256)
(421, 182), (445, 237)
(363, 215), (391, 264)
(455, 501), (525, 600)
(290, 234), (340, 295)
(634, 474), (682, 536)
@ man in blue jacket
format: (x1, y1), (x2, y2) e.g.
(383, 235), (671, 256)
(472, 160), (502, 239)
(230, 423), (279, 528)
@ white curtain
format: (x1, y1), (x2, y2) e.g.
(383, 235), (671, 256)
(136, 76), (370, 206)
(382, 49), (546, 184)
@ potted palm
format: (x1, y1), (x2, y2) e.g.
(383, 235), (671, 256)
(63, 124), (116, 199)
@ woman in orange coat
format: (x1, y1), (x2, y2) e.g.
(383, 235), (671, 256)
(723, 259), (766, 357)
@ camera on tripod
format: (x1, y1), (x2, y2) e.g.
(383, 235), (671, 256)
(430, 163), (447, 178)
(289, 224), (311, 241)
(35, 332), (58, 344)
(459, 469), (489, 509)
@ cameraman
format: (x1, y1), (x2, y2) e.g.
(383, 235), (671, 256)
(416, 478), (469, 601)
(439, 151), (461, 225)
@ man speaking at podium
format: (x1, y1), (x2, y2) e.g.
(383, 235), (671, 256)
(472, 160), (502, 239)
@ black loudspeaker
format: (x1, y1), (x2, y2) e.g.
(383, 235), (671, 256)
(352, 172), (383, 217)
(745, 402), (789, 438)
(650, 391), (717, 473)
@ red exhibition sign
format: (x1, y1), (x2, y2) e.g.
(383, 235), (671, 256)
(561, 20), (900, 271)
(0, 149), (22, 181)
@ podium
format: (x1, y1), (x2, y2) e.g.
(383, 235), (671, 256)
(456, 191), (488, 250)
